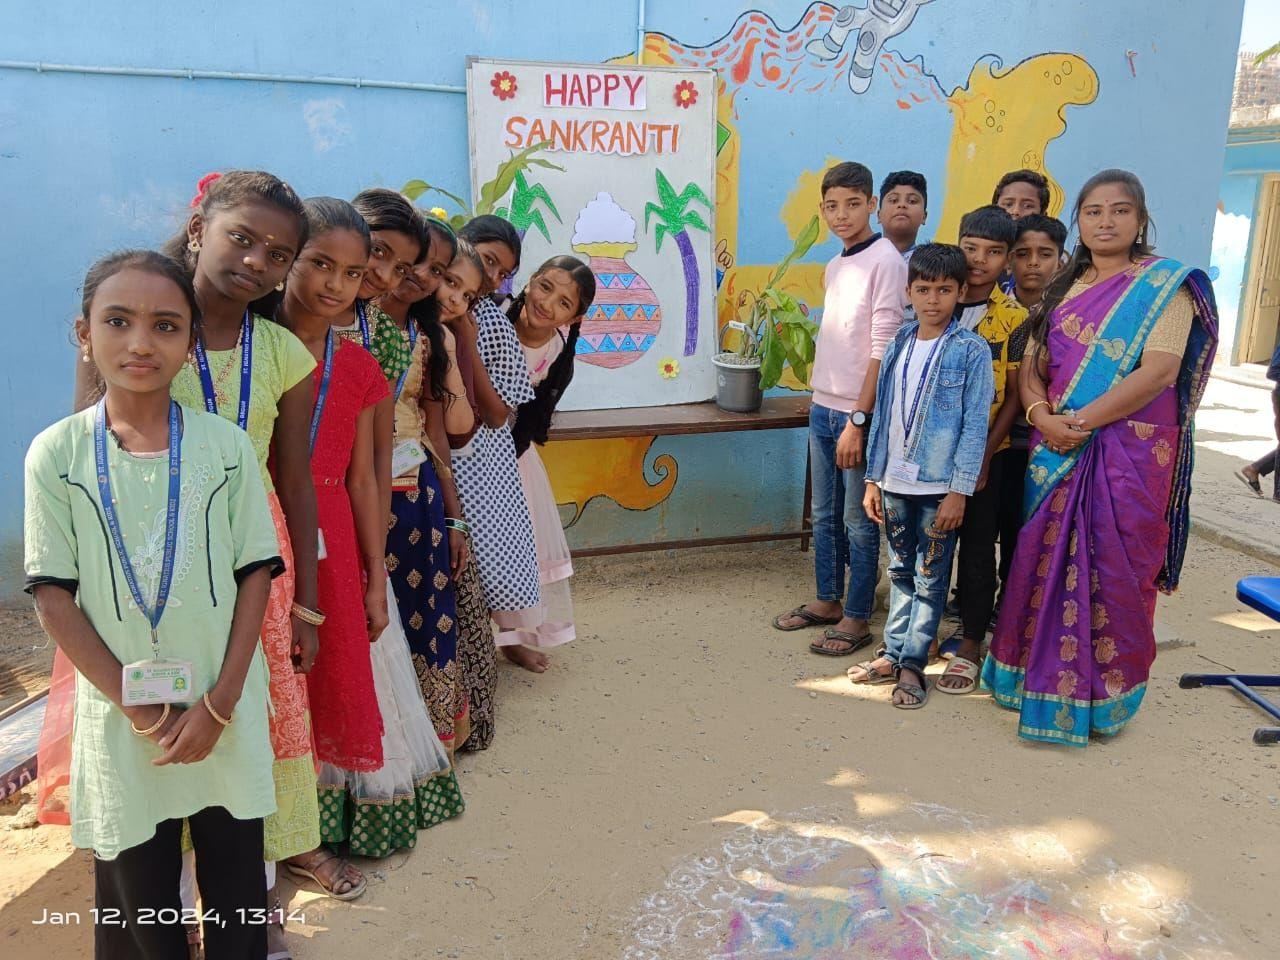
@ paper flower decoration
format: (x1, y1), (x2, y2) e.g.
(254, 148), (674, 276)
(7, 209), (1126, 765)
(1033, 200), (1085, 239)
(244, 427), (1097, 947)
(674, 80), (698, 109)
(659, 357), (680, 379)
(491, 71), (518, 101)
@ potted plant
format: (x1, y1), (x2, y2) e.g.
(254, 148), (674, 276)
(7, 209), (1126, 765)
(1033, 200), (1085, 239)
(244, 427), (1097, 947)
(714, 215), (821, 412)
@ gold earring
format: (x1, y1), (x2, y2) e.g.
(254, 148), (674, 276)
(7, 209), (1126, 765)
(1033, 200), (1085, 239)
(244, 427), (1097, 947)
(81, 349), (90, 363)
(275, 281), (285, 292)
(187, 238), (201, 253)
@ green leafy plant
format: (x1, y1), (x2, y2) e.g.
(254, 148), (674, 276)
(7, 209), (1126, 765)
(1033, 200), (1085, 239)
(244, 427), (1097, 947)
(723, 215), (821, 389)
(402, 141), (563, 230)
(495, 170), (563, 242)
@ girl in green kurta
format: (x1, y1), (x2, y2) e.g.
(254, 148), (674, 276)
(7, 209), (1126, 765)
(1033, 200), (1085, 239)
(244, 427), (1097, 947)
(26, 251), (282, 960)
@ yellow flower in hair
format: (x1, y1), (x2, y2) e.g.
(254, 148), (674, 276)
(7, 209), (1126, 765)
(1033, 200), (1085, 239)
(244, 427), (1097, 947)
(428, 206), (448, 220)
(659, 357), (680, 379)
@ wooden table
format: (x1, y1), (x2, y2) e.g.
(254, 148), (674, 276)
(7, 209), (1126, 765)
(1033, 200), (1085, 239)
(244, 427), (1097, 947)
(548, 398), (812, 556)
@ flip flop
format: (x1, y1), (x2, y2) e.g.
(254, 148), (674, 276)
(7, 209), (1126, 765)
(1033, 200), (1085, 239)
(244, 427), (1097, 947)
(891, 678), (929, 709)
(1235, 470), (1262, 496)
(810, 628), (875, 656)
(847, 659), (896, 684)
(936, 655), (980, 695)
(773, 605), (842, 631)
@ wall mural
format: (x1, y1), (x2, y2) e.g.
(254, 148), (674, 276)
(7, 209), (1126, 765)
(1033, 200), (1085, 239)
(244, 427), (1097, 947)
(543, 436), (679, 523)
(535, 2), (1100, 530)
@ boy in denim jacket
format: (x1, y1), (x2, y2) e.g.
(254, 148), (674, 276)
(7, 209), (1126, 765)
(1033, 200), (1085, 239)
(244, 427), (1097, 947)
(854, 245), (994, 709)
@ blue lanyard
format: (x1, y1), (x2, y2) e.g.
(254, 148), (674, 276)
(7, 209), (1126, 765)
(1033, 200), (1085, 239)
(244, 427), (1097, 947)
(356, 301), (372, 350)
(193, 311), (253, 430)
(94, 399), (183, 655)
(899, 324), (950, 452)
(393, 319), (418, 402)
(308, 330), (335, 455)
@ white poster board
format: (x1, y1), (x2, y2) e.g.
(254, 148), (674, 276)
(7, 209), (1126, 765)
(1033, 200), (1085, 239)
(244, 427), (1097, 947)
(467, 57), (717, 410)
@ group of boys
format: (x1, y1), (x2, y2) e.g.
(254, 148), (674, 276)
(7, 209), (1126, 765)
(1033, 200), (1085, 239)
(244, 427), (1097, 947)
(774, 162), (1069, 708)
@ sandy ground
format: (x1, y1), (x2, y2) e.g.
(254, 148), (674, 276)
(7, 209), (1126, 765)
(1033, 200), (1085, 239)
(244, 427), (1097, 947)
(2, 533), (1278, 959)
(0, 605), (54, 713)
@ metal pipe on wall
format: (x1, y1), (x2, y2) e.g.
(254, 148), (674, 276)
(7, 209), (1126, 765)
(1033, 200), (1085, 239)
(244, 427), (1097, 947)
(0, 59), (466, 94)
(636, 0), (646, 64)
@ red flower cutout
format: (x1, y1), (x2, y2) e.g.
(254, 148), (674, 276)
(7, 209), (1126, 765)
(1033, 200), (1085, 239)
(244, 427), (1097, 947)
(674, 80), (698, 109)
(491, 71), (518, 101)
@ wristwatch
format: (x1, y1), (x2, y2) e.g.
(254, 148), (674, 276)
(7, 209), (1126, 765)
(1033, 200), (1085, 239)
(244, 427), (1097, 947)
(850, 410), (869, 428)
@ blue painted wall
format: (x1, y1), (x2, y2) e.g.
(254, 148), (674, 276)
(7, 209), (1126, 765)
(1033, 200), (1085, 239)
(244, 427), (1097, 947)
(0, 1), (1246, 597)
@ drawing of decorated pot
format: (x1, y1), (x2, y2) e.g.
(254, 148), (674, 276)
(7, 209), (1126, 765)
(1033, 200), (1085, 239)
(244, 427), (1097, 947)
(571, 192), (662, 369)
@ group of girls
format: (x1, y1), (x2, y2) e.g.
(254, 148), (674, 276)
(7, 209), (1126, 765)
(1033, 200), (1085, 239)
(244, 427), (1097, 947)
(26, 169), (596, 960)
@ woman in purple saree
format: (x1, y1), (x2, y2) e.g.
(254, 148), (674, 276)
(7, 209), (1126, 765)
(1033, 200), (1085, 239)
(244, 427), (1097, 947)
(982, 170), (1218, 745)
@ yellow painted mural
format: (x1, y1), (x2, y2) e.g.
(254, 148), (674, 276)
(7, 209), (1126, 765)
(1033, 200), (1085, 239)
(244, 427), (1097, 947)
(543, 4), (1099, 523)
(542, 437), (678, 523)
(934, 53), (1099, 241)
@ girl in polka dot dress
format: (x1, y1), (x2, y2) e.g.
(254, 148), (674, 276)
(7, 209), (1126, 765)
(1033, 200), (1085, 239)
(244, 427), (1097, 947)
(450, 217), (546, 673)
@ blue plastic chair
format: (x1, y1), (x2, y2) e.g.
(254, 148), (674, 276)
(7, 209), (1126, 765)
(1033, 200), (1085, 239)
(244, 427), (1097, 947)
(1179, 576), (1280, 745)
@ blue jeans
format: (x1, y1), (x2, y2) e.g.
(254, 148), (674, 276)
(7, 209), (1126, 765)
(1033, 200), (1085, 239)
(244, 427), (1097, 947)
(809, 403), (880, 620)
(882, 492), (958, 673)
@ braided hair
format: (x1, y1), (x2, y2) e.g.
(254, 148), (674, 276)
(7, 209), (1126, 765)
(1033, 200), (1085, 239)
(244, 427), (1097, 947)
(510, 256), (596, 455)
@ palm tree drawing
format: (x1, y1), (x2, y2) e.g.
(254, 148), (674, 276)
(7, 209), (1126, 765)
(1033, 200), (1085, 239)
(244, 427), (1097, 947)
(644, 170), (711, 356)
(495, 170), (562, 243)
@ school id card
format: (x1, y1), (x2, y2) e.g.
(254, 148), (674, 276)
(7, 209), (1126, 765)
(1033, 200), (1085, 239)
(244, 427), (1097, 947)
(121, 658), (195, 706)
(887, 457), (920, 485)
(391, 439), (429, 478)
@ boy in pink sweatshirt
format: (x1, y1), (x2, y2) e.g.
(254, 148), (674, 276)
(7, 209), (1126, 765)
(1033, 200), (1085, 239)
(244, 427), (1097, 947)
(774, 162), (908, 654)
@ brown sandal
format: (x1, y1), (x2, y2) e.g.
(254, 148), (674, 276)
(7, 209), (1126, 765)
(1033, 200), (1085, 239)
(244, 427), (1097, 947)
(809, 628), (875, 656)
(847, 659), (896, 684)
(285, 849), (366, 901)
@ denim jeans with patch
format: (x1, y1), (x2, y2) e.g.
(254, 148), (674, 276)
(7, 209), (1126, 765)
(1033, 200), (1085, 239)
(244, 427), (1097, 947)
(882, 491), (958, 673)
(809, 403), (880, 621)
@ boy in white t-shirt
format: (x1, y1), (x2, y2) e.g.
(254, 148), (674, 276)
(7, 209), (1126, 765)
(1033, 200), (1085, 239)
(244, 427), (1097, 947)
(853, 244), (994, 709)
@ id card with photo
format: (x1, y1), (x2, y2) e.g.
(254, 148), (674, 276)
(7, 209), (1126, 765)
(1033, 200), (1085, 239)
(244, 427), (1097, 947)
(391, 439), (428, 478)
(121, 658), (195, 706)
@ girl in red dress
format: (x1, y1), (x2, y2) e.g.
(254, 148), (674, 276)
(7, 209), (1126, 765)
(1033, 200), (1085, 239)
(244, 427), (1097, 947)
(273, 198), (392, 876)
